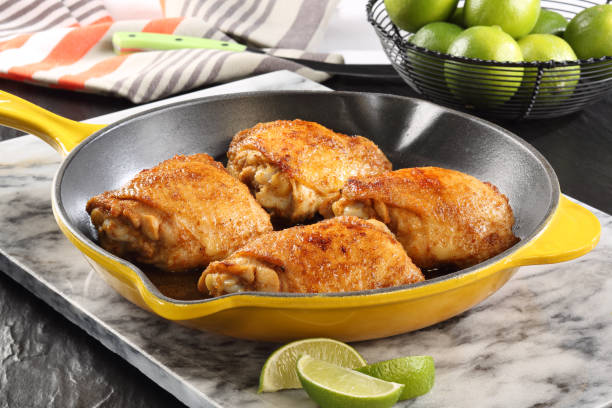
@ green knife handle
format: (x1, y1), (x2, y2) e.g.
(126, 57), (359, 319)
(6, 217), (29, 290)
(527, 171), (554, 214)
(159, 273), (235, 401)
(112, 32), (247, 53)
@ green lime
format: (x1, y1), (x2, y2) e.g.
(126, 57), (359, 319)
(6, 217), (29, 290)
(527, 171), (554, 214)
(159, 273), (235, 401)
(445, 26), (524, 107)
(448, 6), (464, 27)
(518, 34), (580, 103)
(297, 355), (404, 408)
(565, 4), (612, 59)
(384, 0), (459, 33)
(464, 0), (541, 39)
(357, 356), (435, 400)
(408, 22), (463, 86)
(258, 338), (366, 393)
(530, 9), (568, 36)
(410, 22), (463, 53)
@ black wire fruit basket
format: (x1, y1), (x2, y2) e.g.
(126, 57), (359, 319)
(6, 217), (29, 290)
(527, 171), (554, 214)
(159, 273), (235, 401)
(367, 0), (612, 119)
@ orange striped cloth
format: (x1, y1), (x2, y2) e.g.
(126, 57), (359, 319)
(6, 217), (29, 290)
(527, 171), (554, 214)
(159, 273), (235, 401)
(0, 0), (341, 103)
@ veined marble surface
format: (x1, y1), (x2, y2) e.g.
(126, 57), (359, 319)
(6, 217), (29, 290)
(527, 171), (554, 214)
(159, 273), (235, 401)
(1, 71), (611, 408)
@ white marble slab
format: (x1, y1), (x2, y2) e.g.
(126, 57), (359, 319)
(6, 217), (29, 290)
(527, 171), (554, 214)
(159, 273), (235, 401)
(1, 71), (611, 408)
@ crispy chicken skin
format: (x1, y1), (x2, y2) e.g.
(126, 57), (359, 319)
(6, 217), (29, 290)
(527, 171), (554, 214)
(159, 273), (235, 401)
(226, 120), (392, 223)
(198, 216), (424, 296)
(332, 167), (519, 270)
(86, 154), (272, 272)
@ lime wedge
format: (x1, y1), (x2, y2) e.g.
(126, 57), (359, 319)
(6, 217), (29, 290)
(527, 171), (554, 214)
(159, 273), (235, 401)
(357, 356), (435, 400)
(258, 338), (366, 393)
(297, 355), (404, 408)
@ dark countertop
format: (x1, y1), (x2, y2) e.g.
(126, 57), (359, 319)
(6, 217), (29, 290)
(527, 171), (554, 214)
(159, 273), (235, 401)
(0, 74), (611, 407)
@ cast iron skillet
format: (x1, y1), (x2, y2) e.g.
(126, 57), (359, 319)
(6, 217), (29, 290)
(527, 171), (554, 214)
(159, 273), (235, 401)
(0, 90), (600, 341)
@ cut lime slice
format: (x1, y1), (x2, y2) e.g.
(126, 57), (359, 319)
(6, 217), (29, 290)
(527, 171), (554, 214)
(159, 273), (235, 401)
(357, 356), (435, 400)
(297, 355), (404, 408)
(259, 338), (366, 393)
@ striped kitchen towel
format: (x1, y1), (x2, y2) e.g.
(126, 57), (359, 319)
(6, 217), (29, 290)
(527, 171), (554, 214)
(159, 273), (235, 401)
(0, 0), (111, 39)
(162, 0), (338, 51)
(0, 0), (342, 103)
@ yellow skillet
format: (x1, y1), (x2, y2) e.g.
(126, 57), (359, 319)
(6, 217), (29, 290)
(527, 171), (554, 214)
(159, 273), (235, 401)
(0, 90), (600, 342)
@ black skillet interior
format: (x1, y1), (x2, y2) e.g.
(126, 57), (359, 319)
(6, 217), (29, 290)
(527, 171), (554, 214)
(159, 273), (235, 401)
(56, 91), (558, 297)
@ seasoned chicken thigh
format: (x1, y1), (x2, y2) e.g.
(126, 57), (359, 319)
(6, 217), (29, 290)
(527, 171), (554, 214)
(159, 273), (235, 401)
(227, 120), (392, 223)
(332, 167), (519, 270)
(199, 216), (424, 296)
(86, 154), (272, 272)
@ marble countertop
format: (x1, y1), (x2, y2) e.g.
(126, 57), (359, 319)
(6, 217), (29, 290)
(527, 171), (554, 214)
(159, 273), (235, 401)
(1, 71), (611, 407)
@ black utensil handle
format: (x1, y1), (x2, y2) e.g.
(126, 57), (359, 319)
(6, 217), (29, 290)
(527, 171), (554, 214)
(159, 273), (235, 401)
(285, 58), (400, 79)
(246, 46), (399, 79)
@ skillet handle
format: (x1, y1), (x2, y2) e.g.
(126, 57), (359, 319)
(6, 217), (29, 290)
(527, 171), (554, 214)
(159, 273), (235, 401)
(0, 90), (105, 156)
(506, 195), (600, 267)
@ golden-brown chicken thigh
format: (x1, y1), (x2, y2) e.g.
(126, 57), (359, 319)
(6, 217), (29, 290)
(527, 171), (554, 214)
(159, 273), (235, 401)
(198, 216), (424, 296)
(86, 154), (272, 272)
(227, 120), (392, 223)
(332, 167), (519, 270)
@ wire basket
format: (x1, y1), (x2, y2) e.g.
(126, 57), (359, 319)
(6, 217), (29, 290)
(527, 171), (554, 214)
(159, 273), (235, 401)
(367, 0), (612, 119)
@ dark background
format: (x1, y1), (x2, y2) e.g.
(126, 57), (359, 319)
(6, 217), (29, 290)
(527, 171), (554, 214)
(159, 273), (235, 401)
(1, 74), (610, 407)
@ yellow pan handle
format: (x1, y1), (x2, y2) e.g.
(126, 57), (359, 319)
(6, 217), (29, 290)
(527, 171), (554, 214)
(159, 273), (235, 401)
(507, 195), (601, 267)
(0, 90), (106, 156)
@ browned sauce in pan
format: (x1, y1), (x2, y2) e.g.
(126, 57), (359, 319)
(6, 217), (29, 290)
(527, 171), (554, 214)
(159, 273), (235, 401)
(140, 265), (208, 300)
(138, 263), (459, 301)
(422, 265), (460, 280)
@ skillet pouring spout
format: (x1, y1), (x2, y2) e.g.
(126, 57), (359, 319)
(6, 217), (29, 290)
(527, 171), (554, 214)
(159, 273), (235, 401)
(0, 89), (601, 341)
